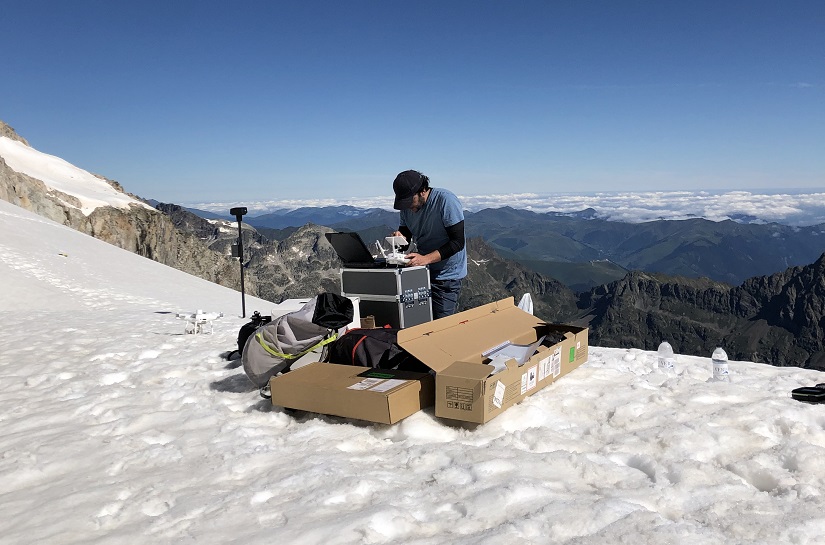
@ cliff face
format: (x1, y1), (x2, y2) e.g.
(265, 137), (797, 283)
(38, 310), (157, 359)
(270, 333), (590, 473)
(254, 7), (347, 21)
(247, 223), (342, 303)
(579, 255), (825, 370)
(733, 255), (825, 368)
(579, 272), (744, 355)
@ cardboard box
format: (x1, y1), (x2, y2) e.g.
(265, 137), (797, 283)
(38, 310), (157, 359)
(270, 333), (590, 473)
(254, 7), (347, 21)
(397, 298), (588, 424)
(269, 362), (434, 424)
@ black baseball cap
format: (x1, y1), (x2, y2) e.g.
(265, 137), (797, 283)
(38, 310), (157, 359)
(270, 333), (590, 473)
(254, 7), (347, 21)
(393, 170), (424, 210)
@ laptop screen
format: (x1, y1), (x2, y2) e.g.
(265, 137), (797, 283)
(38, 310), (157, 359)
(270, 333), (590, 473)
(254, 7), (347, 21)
(324, 232), (376, 264)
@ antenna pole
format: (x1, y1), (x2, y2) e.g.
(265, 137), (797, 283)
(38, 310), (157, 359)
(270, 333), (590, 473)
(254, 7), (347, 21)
(230, 207), (248, 318)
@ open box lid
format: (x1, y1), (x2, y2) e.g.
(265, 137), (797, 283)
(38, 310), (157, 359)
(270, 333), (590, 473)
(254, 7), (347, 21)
(397, 298), (548, 373)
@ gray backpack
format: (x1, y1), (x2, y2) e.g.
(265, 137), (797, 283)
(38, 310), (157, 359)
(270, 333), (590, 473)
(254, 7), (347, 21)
(242, 293), (354, 388)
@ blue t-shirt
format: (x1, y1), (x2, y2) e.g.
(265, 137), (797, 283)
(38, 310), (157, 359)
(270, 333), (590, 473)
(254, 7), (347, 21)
(399, 187), (467, 281)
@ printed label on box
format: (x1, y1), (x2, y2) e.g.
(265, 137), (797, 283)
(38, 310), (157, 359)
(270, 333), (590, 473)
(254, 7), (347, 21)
(552, 347), (561, 378)
(348, 378), (385, 391)
(521, 367), (538, 395)
(539, 355), (550, 381)
(540, 348), (561, 380)
(446, 386), (474, 411)
(526, 365), (537, 391)
(569, 346), (576, 363)
(492, 381), (506, 408)
(369, 379), (407, 393)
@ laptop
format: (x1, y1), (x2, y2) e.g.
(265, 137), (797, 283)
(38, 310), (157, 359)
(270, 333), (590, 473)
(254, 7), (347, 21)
(325, 232), (396, 268)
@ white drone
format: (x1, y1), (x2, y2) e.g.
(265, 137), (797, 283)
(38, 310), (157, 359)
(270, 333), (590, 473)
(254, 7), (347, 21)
(376, 235), (411, 265)
(176, 309), (224, 334)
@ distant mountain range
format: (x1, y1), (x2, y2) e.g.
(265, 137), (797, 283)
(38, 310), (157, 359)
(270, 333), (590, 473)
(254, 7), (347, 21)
(465, 206), (825, 290)
(186, 204), (825, 292)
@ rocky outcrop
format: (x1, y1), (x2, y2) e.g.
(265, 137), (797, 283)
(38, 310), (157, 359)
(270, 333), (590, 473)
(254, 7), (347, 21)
(579, 255), (825, 370)
(0, 156), (90, 227)
(578, 272), (741, 356)
(85, 205), (248, 290)
(155, 203), (226, 244)
(244, 223), (342, 303)
(150, 207), (344, 305)
(0, 121), (29, 145)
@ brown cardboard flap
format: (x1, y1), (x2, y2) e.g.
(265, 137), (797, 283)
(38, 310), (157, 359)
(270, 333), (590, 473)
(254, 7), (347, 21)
(397, 299), (502, 342)
(398, 298), (548, 372)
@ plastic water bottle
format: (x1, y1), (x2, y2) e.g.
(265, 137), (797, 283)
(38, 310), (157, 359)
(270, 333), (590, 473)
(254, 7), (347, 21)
(711, 347), (730, 382)
(657, 341), (675, 372)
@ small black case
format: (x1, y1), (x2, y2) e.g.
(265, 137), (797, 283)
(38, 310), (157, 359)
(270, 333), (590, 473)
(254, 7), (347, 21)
(791, 386), (825, 404)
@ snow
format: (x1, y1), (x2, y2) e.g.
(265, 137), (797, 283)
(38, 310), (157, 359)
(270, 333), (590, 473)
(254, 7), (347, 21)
(0, 136), (152, 215)
(2, 140), (825, 544)
(2, 200), (825, 544)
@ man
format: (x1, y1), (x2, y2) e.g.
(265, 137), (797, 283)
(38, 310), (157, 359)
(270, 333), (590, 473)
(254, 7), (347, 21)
(392, 170), (467, 319)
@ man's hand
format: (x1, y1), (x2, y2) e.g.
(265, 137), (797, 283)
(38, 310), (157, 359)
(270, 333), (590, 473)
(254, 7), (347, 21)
(405, 251), (440, 267)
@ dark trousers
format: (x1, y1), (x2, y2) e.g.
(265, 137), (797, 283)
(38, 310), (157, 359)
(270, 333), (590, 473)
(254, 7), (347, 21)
(430, 278), (462, 320)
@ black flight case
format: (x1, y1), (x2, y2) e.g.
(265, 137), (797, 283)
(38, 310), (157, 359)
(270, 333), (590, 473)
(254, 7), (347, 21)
(339, 266), (433, 329)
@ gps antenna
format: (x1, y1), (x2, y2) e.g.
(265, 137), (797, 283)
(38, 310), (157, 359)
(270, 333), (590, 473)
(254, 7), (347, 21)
(229, 206), (248, 318)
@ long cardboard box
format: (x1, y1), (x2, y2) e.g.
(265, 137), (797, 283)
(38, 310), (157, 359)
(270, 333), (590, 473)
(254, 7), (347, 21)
(269, 362), (434, 424)
(397, 298), (588, 424)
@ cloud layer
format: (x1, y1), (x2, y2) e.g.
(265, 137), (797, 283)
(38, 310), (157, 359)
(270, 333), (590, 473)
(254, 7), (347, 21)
(190, 189), (825, 226)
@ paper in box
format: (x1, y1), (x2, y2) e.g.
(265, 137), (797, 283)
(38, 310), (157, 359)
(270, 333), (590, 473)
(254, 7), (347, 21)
(397, 298), (588, 424)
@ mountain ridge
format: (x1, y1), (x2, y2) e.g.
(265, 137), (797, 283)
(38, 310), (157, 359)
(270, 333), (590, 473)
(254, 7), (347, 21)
(258, 203), (825, 289)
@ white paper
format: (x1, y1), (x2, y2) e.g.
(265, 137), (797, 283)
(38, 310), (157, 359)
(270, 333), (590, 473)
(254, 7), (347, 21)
(539, 347), (562, 381)
(492, 381), (506, 408)
(485, 336), (545, 366)
(552, 347), (562, 378)
(347, 377), (385, 390)
(487, 354), (511, 375)
(369, 378), (406, 392)
(526, 365), (538, 391)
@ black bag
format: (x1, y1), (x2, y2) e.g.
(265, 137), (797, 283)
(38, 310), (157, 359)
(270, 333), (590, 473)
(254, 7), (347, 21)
(324, 327), (429, 373)
(312, 293), (355, 330)
(226, 311), (272, 360)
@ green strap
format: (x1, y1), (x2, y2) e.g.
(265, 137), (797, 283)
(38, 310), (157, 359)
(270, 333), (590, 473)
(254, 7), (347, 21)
(255, 331), (338, 360)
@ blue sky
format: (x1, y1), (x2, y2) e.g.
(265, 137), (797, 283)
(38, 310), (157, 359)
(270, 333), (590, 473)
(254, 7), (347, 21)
(2, 1), (823, 204)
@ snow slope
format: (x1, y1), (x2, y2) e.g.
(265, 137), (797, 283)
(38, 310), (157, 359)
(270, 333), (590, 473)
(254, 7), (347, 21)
(2, 198), (825, 544)
(0, 136), (152, 215)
